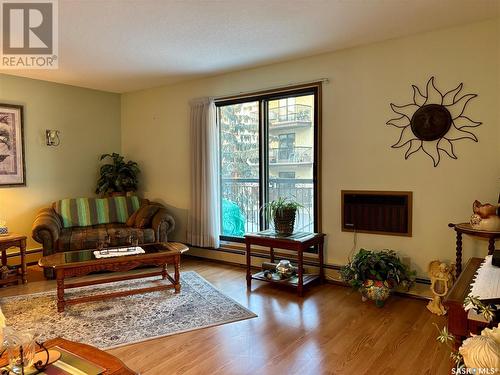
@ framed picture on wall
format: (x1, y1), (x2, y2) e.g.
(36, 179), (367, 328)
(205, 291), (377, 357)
(0, 104), (25, 187)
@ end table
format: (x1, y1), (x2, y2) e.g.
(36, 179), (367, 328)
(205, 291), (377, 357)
(244, 231), (326, 297)
(0, 233), (27, 285)
(448, 223), (500, 277)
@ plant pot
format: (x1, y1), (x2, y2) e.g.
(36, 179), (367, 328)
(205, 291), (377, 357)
(274, 208), (296, 235)
(360, 280), (392, 307)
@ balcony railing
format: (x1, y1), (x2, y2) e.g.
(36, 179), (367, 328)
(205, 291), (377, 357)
(269, 146), (312, 164)
(221, 178), (314, 236)
(247, 147), (313, 166)
(269, 104), (312, 125)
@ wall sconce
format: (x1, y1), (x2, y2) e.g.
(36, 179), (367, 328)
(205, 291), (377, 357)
(45, 130), (60, 147)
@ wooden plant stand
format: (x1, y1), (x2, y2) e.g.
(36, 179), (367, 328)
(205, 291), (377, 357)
(39, 242), (188, 312)
(244, 231), (325, 297)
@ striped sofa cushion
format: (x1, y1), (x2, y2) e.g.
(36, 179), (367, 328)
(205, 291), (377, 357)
(54, 196), (141, 228)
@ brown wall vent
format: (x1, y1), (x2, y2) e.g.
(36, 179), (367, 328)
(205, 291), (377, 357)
(341, 190), (412, 237)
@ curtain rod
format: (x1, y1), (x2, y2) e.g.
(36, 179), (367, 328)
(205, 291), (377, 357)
(212, 78), (329, 101)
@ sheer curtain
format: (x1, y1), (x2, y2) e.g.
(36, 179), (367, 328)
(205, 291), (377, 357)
(187, 98), (221, 248)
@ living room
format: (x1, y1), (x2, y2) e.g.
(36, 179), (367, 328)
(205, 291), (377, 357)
(0, 1), (499, 374)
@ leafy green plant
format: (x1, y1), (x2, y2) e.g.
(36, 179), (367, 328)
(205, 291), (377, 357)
(340, 248), (415, 290)
(261, 197), (303, 222)
(434, 324), (464, 367)
(464, 295), (499, 322)
(95, 153), (140, 195)
(261, 197), (304, 235)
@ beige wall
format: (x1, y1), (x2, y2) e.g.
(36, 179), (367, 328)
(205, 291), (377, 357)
(122, 18), (499, 277)
(0, 74), (121, 250)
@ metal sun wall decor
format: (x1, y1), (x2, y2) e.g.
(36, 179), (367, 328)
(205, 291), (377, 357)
(386, 77), (481, 167)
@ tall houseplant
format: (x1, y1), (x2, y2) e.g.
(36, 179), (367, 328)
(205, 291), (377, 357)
(95, 153), (140, 196)
(262, 197), (303, 235)
(340, 248), (415, 307)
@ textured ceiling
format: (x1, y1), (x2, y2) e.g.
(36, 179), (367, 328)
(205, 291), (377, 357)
(1, 0), (499, 93)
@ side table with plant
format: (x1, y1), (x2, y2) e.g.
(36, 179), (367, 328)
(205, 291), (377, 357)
(340, 248), (415, 307)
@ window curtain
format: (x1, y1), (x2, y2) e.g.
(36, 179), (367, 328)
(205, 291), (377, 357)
(187, 98), (221, 248)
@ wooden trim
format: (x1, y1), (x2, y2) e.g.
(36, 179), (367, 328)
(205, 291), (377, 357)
(217, 83), (322, 240)
(341, 190), (413, 237)
(0, 103), (26, 187)
(316, 83), (322, 232)
(184, 253), (431, 291)
(0, 337), (137, 374)
(64, 284), (173, 307)
(192, 245), (431, 285)
(65, 270), (164, 288)
(214, 81), (325, 103)
(6, 247), (42, 258)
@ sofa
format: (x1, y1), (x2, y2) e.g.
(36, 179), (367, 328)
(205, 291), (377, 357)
(32, 195), (175, 278)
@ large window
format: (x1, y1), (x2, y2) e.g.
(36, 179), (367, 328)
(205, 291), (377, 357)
(218, 86), (320, 241)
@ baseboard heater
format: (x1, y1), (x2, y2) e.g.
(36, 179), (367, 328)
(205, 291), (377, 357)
(341, 190), (412, 236)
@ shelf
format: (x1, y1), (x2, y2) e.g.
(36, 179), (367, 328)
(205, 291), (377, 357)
(0, 275), (21, 285)
(251, 271), (319, 288)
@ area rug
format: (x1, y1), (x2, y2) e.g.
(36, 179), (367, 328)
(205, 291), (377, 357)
(0, 271), (257, 349)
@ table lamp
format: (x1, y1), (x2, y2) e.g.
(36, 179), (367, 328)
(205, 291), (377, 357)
(0, 218), (7, 235)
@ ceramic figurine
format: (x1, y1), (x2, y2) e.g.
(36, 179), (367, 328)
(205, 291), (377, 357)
(459, 335), (500, 372)
(482, 325), (500, 344)
(471, 200), (500, 231)
(426, 260), (455, 315)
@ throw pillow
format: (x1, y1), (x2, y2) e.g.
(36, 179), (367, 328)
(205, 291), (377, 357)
(126, 209), (139, 227)
(134, 205), (161, 228)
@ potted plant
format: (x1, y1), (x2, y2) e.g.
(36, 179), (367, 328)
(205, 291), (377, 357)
(95, 153), (140, 196)
(340, 248), (415, 307)
(262, 197), (303, 235)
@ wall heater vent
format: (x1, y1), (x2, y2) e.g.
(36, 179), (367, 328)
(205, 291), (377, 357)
(341, 190), (412, 237)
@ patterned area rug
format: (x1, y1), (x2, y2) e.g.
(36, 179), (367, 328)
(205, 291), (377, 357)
(0, 271), (256, 349)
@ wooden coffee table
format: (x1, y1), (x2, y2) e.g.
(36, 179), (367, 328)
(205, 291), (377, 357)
(39, 242), (189, 312)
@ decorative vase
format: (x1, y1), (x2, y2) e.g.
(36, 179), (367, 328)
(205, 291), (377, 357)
(274, 208), (296, 235)
(275, 260), (295, 279)
(471, 200), (500, 231)
(4, 329), (37, 374)
(360, 280), (392, 307)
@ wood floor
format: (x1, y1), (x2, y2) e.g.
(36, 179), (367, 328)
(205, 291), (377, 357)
(0, 258), (451, 375)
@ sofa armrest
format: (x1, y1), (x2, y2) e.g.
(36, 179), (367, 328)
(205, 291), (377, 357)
(151, 207), (175, 243)
(32, 208), (62, 255)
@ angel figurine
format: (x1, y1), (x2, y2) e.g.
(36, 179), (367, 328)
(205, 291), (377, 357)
(427, 260), (455, 315)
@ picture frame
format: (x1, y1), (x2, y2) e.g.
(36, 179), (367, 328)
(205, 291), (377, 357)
(0, 103), (25, 187)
